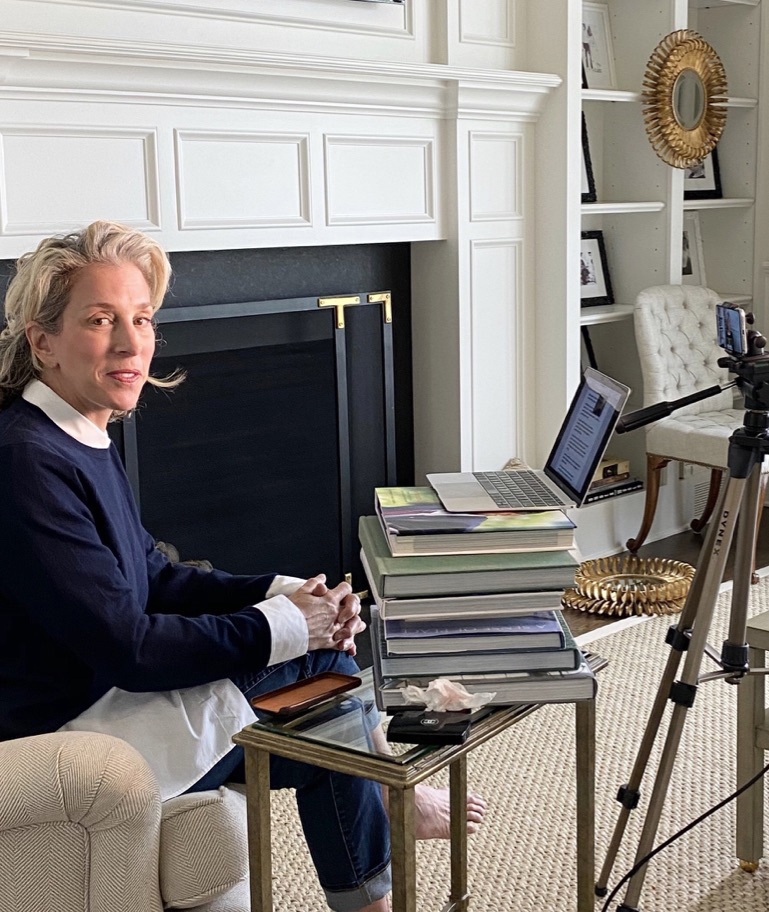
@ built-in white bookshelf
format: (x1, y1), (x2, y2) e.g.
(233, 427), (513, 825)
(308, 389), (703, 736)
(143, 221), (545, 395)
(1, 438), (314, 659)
(531, 0), (766, 555)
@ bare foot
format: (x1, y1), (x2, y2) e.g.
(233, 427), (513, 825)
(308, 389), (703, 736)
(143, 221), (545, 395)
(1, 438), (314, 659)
(413, 784), (487, 840)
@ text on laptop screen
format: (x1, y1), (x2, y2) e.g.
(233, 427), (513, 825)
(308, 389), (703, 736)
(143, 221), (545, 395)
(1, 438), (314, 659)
(544, 368), (629, 504)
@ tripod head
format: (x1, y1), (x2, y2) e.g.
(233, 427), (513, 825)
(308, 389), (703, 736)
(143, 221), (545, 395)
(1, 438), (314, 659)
(618, 310), (769, 434)
(717, 325), (769, 412)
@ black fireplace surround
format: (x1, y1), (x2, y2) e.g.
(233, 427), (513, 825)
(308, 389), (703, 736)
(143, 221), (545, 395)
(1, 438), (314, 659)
(0, 243), (413, 590)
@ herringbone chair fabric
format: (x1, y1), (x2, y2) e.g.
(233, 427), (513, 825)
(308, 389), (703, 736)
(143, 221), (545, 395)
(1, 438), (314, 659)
(0, 731), (251, 912)
(0, 730), (164, 912)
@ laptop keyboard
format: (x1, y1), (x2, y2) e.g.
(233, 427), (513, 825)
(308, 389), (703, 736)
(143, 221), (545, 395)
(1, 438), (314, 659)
(473, 470), (562, 509)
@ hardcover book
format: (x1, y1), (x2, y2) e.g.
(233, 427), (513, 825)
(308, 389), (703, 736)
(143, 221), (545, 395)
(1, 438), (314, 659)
(374, 656), (598, 709)
(583, 477), (643, 504)
(371, 607), (581, 675)
(362, 551), (566, 620)
(383, 610), (565, 654)
(588, 471), (630, 491)
(359, 515), (578, 598)
(374, 486), (575, 556)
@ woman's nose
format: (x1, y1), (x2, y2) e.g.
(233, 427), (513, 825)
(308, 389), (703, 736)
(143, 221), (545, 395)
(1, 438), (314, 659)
(112, 320), (142, 353)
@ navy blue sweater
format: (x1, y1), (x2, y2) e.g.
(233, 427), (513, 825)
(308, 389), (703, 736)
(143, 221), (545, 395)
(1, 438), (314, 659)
(0, 398), (277, 740)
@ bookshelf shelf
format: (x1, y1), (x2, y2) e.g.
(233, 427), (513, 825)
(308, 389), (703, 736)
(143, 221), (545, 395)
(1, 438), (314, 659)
(689, 0), (759, 8)
(582, 89), (641, 103)
(582, 201), (666, 215)
(683, 197), (754, 210)
(580, 305), (634, 326)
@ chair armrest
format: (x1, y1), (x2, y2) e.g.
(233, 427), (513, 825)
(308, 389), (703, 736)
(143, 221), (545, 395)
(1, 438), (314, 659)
(0, 731), (164, 912)
(0, 730), (161, 829)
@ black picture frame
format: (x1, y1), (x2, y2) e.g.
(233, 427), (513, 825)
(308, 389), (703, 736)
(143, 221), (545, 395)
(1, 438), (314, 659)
(581, 113), (597, 203)
(684, 147), (722, 200)
(580, 230), (614, 307)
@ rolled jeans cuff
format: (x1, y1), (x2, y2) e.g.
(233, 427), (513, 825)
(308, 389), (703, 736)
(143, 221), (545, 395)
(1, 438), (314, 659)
(323, 861), (392, 912)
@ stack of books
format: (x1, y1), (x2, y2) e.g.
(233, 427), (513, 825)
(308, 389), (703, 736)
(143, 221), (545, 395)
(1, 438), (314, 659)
(583, 455), (643, 504)
(360, 487), (598, 710)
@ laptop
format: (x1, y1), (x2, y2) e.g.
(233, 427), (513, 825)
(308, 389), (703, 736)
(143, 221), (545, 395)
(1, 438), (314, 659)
(427, 368), (631, 512)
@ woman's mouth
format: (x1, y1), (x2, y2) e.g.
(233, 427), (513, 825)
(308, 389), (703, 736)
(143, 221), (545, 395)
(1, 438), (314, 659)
(107, 371), (142, 384)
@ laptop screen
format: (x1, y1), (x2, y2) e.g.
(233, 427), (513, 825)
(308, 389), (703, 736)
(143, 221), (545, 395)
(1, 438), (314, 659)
(544, 368), (631, 506)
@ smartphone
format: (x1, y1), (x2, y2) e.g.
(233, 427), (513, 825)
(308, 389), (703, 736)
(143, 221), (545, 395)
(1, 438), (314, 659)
(249, 672), (361, 717)
(716, 302), (748, 355)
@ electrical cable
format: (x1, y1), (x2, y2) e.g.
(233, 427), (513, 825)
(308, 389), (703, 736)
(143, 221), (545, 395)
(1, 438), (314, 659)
(600, 759), (769, 912)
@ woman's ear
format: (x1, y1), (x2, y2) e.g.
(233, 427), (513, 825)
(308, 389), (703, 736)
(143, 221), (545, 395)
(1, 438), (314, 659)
(25, 323), (57, 370)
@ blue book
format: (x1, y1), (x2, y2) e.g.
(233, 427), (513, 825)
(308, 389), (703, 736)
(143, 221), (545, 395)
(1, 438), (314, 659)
(371, 607), (581, 675)
(383, 611), (564, 654)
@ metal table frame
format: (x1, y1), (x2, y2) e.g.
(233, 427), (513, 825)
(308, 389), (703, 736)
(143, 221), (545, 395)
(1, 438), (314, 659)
(233, 658), (605, 912)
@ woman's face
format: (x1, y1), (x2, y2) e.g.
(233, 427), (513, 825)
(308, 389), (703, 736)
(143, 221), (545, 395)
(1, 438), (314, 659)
(28, 261), (156, 430)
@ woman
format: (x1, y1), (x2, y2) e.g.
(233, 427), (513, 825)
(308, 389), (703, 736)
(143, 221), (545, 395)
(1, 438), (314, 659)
(0, 221), (485, 912)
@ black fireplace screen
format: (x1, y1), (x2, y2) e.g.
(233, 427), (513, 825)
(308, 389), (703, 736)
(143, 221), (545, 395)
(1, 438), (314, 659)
(110, 292), (397, 588)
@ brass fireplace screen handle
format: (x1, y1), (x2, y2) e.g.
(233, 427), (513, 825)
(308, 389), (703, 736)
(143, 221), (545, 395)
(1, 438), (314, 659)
(318, 292), (392, 329)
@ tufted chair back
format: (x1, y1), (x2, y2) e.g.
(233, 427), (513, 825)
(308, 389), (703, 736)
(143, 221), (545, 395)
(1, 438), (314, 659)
(634, 284), (732, 414)
(624, 284), (767, 554)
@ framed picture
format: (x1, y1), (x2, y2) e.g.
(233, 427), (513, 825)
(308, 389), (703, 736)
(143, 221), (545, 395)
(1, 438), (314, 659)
(581, 114), (597, 203)
(684, 148), (722, 200)
(582, 2), (617, 90)
(580, 230), (614, 307)
(682, 211), (707, 286)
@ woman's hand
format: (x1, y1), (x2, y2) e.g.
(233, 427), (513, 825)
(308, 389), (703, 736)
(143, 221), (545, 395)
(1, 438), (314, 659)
(288, 575), (365, 653)
(332, 591), (366, 657)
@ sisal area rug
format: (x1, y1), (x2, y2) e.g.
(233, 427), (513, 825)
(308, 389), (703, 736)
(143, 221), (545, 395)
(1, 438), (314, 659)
(266, 577), (769, 912)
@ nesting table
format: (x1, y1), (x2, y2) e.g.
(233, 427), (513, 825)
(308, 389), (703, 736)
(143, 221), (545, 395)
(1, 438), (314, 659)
(233, 657), (606, 912)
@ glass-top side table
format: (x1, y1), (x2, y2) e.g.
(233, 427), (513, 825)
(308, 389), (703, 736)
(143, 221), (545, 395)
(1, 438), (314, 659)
(233, 657), (606, 912)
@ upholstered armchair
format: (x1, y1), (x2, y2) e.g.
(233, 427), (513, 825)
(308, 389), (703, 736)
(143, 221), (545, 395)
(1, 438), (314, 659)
(0, 731), (251, 912)
(627, 284), (768, 554)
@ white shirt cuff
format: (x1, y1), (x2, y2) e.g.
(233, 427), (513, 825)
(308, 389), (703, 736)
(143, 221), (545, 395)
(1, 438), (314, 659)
(259, 577), (309, 665)
(266, 575), (305, 598)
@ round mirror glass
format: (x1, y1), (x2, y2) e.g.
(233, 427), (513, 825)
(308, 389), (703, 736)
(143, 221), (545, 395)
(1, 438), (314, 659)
(673, 68), (706, 130)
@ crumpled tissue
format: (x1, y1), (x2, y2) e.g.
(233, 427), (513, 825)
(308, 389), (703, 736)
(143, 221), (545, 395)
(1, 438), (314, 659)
(400, 677), (496, 712)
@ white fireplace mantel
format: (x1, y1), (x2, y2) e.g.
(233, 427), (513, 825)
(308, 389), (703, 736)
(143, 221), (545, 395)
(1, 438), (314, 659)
(0, 26), (560, 482)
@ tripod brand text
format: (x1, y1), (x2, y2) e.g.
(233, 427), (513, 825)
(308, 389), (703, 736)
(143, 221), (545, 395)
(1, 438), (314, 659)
(713, 511), (730, 555)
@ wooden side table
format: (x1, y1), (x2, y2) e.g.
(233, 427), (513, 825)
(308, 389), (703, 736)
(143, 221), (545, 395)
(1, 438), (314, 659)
(737, 609), (769, 871)
(233, 659), (605, 912)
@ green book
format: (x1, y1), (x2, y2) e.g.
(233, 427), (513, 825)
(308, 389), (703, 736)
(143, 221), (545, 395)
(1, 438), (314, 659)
(375, 486), (575, 556)
(359, 515), (577, 598)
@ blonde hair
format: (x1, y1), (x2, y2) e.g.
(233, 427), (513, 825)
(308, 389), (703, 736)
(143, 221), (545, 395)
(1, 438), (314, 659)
(0, 220), (183, 416)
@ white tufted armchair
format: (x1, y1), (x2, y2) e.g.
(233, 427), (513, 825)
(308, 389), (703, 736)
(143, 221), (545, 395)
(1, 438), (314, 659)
(627, 284), (768, 553)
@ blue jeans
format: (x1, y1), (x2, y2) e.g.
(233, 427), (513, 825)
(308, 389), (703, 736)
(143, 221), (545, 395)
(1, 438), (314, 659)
(187, 650), (391, 912)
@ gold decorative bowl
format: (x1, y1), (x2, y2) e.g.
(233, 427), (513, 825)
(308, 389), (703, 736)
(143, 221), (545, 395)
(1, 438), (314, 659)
(562, 555), (695, 617)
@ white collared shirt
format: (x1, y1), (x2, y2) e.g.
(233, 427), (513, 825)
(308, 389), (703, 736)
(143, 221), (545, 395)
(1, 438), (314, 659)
(23, 380), (309, 798)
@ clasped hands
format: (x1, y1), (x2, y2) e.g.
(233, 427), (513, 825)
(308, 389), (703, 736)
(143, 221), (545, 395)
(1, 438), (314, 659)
(288, 574), (366, 657)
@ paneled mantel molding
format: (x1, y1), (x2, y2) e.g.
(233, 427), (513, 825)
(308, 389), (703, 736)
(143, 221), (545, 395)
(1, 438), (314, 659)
(0, 27), (560, 481)
(0, 35), (559, 119)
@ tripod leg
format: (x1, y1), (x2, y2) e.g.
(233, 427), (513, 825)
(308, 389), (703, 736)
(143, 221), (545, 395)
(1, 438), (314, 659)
(736, 641), (764, 870)
(725, 465), (762, 670)
(620, 472), (758, 911)
(596, 483), (725, 894)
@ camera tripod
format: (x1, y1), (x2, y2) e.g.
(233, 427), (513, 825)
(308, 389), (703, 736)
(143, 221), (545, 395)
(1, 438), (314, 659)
(596, 336), (769, 912)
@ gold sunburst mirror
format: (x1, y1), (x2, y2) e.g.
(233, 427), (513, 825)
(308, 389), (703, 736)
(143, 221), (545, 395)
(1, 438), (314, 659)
(642, 29), (728, 169)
